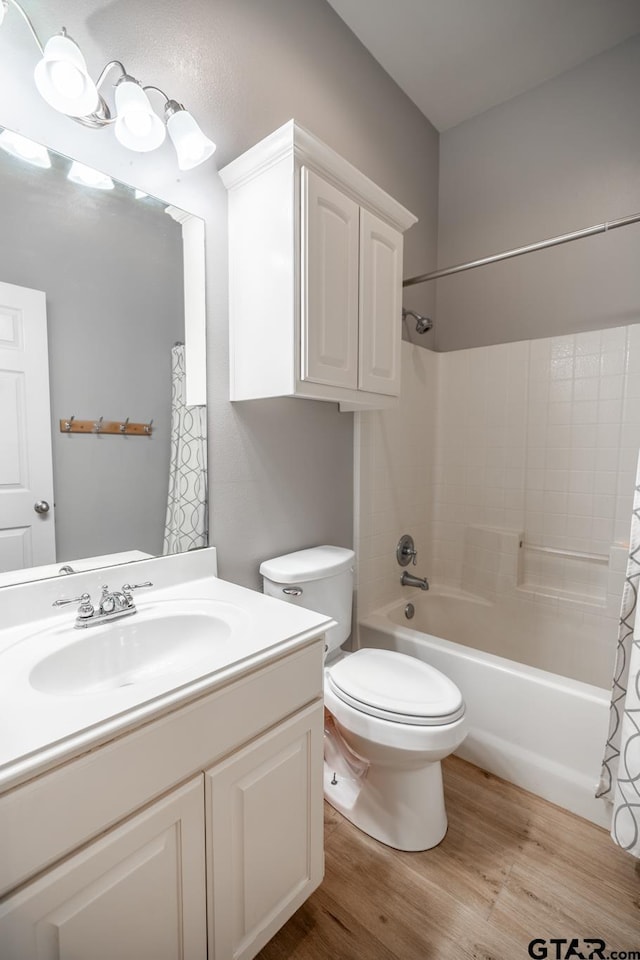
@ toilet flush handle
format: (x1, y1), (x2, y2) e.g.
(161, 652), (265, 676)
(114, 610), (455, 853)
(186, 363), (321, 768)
(283, 587), (303, 597)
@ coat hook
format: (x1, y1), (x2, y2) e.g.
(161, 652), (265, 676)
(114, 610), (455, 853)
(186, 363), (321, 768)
(64, 416), (75, 432)
(94, 416), (104, 434)
(119, 417), (130, 434)
(144, 419), (154, 435)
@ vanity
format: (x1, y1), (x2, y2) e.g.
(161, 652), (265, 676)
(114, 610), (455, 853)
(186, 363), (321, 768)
(0, 549), (331, 960)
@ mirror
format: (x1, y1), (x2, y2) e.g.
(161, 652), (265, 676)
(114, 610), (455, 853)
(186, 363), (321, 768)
(0, 128), (207, 587)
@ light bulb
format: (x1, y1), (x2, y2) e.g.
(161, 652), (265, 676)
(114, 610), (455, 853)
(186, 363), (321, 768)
(0, 1), (8, 27)
(165, 103), (216, 171)
(114, 78), (166, 153)
(0, 130), (51, 168)
(49, 59), (85, 99)
(34, 34), (99, 118)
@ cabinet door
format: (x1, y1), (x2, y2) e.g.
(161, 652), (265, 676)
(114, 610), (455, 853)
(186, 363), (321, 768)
(358, 208), (403, 396)
(301, 167), (360, 389)
(206, 702), (324, 960)
(0, 777), (207, 960)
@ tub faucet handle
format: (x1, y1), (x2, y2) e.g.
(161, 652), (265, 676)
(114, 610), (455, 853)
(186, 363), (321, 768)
(397, 534), (418, 567)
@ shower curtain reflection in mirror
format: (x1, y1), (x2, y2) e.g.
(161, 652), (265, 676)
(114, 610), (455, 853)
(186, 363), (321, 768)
(163, 343), (208, 555)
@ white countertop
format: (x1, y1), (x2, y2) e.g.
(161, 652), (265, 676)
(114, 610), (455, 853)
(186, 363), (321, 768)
(0, 551), (332, 793)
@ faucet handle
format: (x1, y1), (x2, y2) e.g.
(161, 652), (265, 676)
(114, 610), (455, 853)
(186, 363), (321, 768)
(122, 581), (153, 604)
(52, 592), (94, 620)
(122, 581), (153, 593)
(397, 534), (418, 567)
(52, 592), (91, 608)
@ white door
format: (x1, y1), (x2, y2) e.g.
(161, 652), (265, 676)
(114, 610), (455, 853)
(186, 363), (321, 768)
(0, 280), (55, 573)
(0, 777), (207, 960)
(206, 703), (324, 960)
(358, 209), (403, 396)
(301, 166), (360, 389)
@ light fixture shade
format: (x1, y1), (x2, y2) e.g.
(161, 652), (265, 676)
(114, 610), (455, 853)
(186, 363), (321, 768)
(0, 1), (7, 27)
(67, 160), (113, 190)
(0, 130), (51, 168)
(34, 34), (99, 118)
(166, 107), (216, 171)
(114, 79), (166, 152)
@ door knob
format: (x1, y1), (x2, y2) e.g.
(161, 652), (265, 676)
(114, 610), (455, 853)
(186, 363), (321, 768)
(34, 500), (50, 514)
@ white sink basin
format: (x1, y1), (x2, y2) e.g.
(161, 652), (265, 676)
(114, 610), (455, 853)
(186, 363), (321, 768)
(27, 599), (250, 696)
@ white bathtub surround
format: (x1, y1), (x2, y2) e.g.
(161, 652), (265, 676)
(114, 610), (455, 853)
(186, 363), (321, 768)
(360, 593), (611, 828)
(598, 455), (640, 858)
(460, 525), (522, 600)
(356, 327), (640, 612)
(378, 588), (613, 688)
(353, 328), (640, 825)
(354, 342), (438, 622)
(430, 325), (640, 599)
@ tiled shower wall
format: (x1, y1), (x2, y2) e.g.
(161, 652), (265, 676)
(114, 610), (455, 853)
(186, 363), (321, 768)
(355, 343), (437, 620)
(356, 326), (640, 622)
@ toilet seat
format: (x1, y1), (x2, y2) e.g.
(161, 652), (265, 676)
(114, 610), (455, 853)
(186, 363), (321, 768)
(326, 648), (465, 726)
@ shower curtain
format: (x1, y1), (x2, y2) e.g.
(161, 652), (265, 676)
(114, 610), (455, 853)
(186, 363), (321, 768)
(163, 343), (208, 555)
(597, 452), (640, 858)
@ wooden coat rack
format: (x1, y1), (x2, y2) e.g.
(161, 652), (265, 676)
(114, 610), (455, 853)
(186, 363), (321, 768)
(60, 417), (153, 436)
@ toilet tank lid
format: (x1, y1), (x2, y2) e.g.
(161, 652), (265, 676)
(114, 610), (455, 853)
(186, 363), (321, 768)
(260, 545), (355, 584)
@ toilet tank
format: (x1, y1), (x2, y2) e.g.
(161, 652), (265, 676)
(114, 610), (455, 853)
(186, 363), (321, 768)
(260, 545), (355, 655)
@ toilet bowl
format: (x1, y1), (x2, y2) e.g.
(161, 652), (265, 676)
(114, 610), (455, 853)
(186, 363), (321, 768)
(260, 545), (467, 852)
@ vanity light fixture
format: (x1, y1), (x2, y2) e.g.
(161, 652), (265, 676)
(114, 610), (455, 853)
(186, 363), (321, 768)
(34, 32), (100, 118)
(164, 99), (216, 171)
(0, 129), (51, 167)
(114, 77), (166, 153)
(1, 0), (216, 170)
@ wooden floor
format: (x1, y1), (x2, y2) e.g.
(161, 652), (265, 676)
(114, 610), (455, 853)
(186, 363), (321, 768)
(258, 756), (640, 960)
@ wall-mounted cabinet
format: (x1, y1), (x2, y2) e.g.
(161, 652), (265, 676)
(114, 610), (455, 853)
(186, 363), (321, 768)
(220, 121), (417, 411)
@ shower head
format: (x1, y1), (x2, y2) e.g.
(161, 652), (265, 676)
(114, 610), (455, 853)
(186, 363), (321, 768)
(402, 308), (433, 334)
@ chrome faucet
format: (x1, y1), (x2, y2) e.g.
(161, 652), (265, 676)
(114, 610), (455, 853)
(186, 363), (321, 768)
(52, 581), (153, 629)
(401, 571), (429, 591)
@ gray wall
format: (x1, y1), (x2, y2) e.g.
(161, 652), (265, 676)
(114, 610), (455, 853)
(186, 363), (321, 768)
(436, 34), (640, 352)
(0, 0), (439, 588)
(0, 149), (184, 559)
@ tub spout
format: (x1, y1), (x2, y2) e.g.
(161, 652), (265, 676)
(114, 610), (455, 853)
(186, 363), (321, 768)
(401, 571), (429, 590)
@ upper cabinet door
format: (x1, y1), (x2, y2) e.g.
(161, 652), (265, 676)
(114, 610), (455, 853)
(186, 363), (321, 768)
(358, 209), (403, 396)
(301, 167), (360, 390)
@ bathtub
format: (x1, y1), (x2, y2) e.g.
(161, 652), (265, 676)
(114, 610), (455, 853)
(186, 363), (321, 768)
(358, 591), (613, 828)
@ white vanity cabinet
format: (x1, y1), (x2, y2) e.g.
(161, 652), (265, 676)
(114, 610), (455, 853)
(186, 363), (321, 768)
(220, 120), (417, 411)
(0, 641), (325, 960)
(206, 703), (323, 960)
(0, 779), (207, 960)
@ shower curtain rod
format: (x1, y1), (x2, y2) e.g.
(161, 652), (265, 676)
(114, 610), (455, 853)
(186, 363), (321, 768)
(403, 211), (640, 287)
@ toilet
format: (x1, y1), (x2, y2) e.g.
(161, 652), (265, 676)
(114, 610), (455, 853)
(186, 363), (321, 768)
(260, 545), (467, 852)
